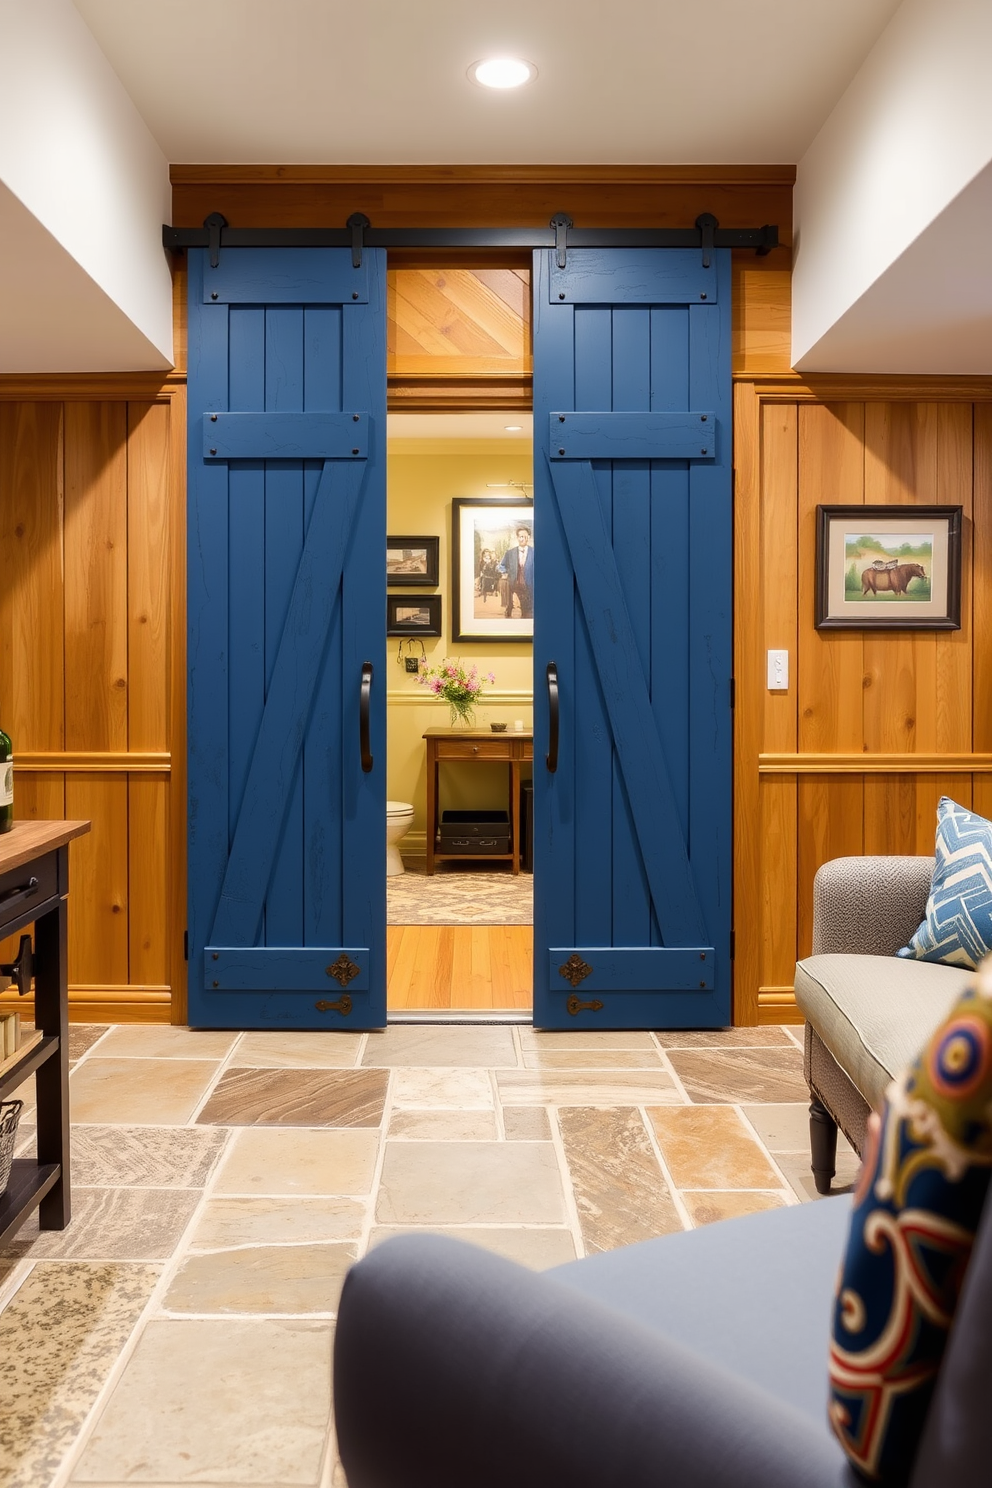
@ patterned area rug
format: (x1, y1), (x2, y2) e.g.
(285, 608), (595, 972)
(387, 860), (533, 925)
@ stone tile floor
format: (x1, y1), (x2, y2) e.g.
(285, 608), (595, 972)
(0, 1022), (858, 1488)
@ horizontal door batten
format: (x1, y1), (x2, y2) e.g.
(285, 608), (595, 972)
(549, 411), (714, 461)
(549, 948), (715, 992)
(203, 412), (369, 460)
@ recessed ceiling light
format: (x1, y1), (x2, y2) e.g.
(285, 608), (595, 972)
(504, 424), (523, 431)
(470, 58), (536, 90)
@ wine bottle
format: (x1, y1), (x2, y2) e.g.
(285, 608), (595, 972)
(0, 727), (12, 832)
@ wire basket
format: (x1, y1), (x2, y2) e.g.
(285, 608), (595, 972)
(0, 1098), (24, 1196)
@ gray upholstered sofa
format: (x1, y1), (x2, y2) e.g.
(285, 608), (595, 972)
(334, 1177), (992, 1487)
(795, 855), (971, 1193)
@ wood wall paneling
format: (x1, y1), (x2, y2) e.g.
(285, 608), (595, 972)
(0, 392), (183, 1024)
(738, 382), (992, 1023)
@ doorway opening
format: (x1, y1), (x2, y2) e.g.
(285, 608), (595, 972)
(385, 411), (534, 1014)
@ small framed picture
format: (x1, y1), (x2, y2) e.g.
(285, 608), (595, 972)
(815, 505), (962, 630)
(386, 536), (439, 587)
(452, 498), (533, 643)
(386, 595), (442, 637)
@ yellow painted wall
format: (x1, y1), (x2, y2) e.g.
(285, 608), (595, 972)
(387, 438), (534, 850)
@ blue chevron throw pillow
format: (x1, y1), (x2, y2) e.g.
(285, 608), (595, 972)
(899, 797), (992, 969)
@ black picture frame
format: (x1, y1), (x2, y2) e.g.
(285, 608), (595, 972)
(451, 497), (533, 644)
(386, 594), (442, 637)
(815, 504), (962, 630)
(386, 536), (439, 587)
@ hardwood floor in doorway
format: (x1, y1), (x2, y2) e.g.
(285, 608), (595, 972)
(387, 925), (532, 1010)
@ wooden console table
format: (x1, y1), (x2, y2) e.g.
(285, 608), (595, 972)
(424, 728), (533, 875)
(0, 820), (90, 1246)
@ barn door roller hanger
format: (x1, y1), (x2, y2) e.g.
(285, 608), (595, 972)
(165, 213), (778, 271)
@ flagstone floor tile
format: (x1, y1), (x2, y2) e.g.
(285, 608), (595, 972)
(646, 1106), (785, 1189)
(71, 1318), (332, 1484)
(683, 1191), (789, 1227)
(502, 1106), (552, 1140)
(163, 1243), (357, 1315)
(387, 1108), (498, 1140)
(196, 1068), (388, 1127)
(376, 1141), (565, 1225)
(368, 1225), (577, 1269)
(653, 1027), (794, 1049)
(3, 1188), (201, 1261)
(496, 1069), (679, 1106)
(362, 1025), (517, 1067)
(213, 1127), (379, 1196)
(188, 1196), (365, 1250)
(666, 1047), (807, 1104)
(233, 1031), (365, 1069)
(391, 1067), (494, 1109)
(742, 1102), (857, 1156)
(69, 1125), (229, 1187)
(95, 1027), (238, 1061)
(70, 1059), (221, 1125)
(520, 1048), (667, 1070)
(557, 1107), (682, 1252)
(0, 1262), (159, 1488)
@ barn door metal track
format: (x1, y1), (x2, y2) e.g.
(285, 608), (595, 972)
(164, 211), (778, 270)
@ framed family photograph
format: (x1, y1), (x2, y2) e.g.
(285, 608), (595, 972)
(386, 595), (442, 637)
(815, 505), (962, 630)
(386, 536), (439, 587)
(451, 498), (534, 643)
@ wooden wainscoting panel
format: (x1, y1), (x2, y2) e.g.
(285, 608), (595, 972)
(128, 402), (172, 751)
(797, 403), (865, 753)
(65, 773), (130, 988)
(797, 774), (864, 958)
(732, 381), (763, 1025)
(64, 403), (129, 753)
(973, 406), (992, 754)
(128, 774), (170, 989)
(0, 402), (64, 750)
(758, 775), (798, 993)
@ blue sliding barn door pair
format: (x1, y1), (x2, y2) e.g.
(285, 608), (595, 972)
(186, 245), (731, 1030)
(187, 247), (387, 1029)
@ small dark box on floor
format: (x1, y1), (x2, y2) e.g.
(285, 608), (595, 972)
(438, 810), (510, 854)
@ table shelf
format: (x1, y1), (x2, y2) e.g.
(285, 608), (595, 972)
(423, 728), (533, 876)
(0, 1161), (61, 1248)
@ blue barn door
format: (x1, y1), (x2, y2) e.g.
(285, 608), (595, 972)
(187, 247), (386, 1030)
(532, 247), (732, 1030)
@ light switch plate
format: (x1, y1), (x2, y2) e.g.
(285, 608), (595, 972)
(767, 649), (789, 690)
(404, 656), (421, 674)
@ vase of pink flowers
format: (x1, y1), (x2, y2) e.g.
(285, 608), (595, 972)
(418, 659), (495, 727)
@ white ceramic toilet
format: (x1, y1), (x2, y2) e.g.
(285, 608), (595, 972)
(386, 801), (415, 876)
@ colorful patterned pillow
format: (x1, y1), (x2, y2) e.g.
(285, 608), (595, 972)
(898, 797), (992, 969)
(828, 966), (992, 1484)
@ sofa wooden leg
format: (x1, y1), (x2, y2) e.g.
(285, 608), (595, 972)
(809, 1099), (838, 1195)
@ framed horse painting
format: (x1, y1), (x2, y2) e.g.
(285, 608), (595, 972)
(815, 505), (962, 630)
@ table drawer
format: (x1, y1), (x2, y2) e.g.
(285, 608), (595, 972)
(0, 851), (58, 930)
(436, 740), (514, 760)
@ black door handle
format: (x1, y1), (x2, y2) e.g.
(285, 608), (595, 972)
(546, 662), (559, 773)
(360, 662), (374, 772)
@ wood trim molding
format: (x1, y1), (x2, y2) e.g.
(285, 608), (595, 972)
(17, 752), (171, 773)
(388, 375), (531, 411)
(758, 753), (992, 774)
(740, 373), (992, 402)
(758, 986), (798, 1004)
(171, 163), (797, 187)
(0, 374), (184, 401)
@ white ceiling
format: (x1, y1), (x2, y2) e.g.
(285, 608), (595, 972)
(73, 0), (901, 164)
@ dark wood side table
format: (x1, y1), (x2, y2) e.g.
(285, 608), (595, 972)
(424, 728), (533, 875)
(0, 820), (90, 1246)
